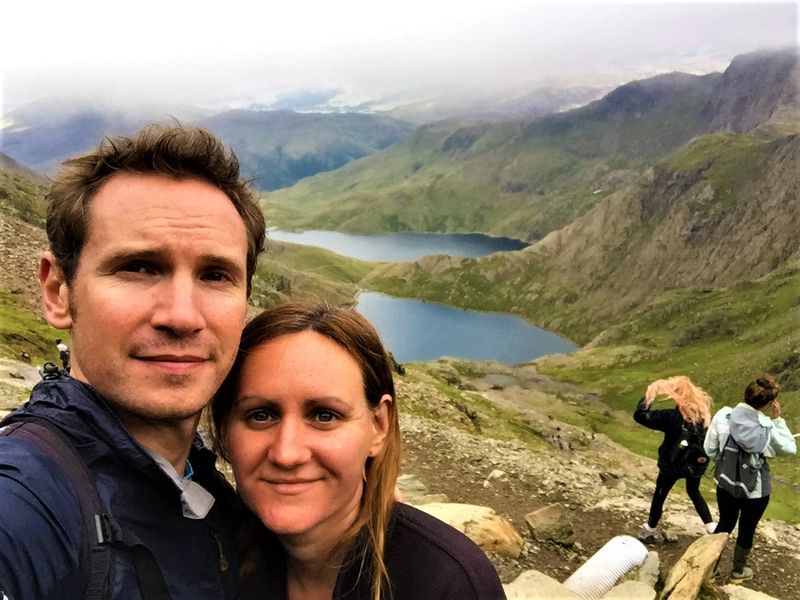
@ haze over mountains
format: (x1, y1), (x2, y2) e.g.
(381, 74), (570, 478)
(0, 78), (611, 191)
(0, 99), (413, 191)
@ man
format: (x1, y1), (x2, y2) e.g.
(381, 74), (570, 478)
(0, 125), (266, 599)
(55, 338), (70, 371)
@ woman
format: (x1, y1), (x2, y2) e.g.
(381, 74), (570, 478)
(633, 376), (716, 542)
(704, 374), (796, 582)
(212, 302), (505, 600)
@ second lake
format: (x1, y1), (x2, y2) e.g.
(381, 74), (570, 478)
(356, 292), (577, 364)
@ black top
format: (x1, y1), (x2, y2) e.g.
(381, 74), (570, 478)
(633, 397), (706, 476)
(240, 502), (506, 599)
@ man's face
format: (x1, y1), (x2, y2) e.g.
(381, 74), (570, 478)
(44, 173), (249, 422)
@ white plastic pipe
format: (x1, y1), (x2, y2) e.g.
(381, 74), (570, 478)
(562, 535), (649, 600)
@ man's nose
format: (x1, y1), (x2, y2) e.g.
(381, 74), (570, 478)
(150, 275), (206, 335)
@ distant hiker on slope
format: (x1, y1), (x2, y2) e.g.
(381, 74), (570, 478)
(634, 375), (716, 543)
(55, 338), (70, 372)
(704, 373), (796, 583)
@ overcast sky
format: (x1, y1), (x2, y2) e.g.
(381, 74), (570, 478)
(1, 1), (797, 112)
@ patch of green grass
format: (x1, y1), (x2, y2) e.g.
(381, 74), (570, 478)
(0, 168), (48, 226)
(250, 241), (377, 308)
(0, 291), (65, 363)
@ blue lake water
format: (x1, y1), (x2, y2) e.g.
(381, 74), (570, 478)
(268, 229), (527, 261)
(356, 292), (576, 364)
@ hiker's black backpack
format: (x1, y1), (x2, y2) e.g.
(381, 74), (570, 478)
(669, 421), (710, 477)
(714, 433), (765, 498)
(0, 417), (172, 600)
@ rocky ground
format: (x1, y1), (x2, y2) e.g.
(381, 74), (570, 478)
(2, 356), (798, 599)
(395, 361), (800, 600)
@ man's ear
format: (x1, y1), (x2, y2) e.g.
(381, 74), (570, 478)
(39, 251), (73, 329)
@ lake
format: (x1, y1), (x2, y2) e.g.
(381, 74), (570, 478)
(356, 292), (576, 364)
(268, 229), (527, 261)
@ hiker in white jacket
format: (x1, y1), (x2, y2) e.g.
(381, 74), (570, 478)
(704, 374), (796, 582)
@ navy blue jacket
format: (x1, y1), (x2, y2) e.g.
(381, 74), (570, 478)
(0, 376), (239, 600)
(240, 502), (506, 599)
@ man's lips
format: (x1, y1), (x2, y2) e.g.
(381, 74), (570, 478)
(135, 354), (209, 374)
(138, 354), (207, 362)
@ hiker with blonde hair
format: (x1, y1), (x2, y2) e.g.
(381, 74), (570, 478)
(634, 376), (716, 542)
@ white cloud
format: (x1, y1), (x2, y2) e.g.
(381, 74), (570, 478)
(2, 1), (797, 111)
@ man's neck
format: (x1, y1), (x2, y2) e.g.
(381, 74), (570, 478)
(115, 410), (201, 474)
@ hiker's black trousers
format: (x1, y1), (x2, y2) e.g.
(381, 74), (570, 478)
(714, 486), (770, 550)
(648, 470), (712, 528)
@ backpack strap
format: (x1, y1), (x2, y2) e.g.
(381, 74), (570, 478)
(96, 514), (172, 600)
(1, 418), (173, 600)
(0, 419), (111, 600)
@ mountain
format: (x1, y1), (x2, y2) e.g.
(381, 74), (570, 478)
(0, 100), (411, 191)
(375, 84), (608, 125)
(196, 110), (412, 190)
(704, 47), (800, 133)
(266, 48), (798, 241)
(0, 152), (48, 226)
(0, 96), (210, 174)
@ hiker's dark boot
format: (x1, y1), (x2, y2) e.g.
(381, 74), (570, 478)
(730, 544), (754, 582)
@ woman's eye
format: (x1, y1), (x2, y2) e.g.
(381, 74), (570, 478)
(247, 409), (274, 423)
(313, 409), (338, 424)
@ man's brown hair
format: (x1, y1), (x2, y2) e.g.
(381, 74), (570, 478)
(46, 124), (266, 293)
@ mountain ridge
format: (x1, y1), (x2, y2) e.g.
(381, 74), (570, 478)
(266, 48), (798, 241)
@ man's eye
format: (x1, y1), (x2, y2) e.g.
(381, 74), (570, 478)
(121, 262), (156, 274)
(202, 271), (231, 283)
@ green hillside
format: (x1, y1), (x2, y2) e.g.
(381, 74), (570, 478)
(250, 240), (376, 308)
(0, 153), (48, 226)
(199, 110), (412, 191)
(265, 73), (717, 240)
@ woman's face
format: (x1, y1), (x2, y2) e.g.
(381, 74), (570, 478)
(225, 330), (390, 542)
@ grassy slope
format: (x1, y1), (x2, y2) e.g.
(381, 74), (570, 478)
(0, 163), (48, 226)
(0, 163), (61, 362)
(250, 240), (376, 309)
(199, 110), (413, 191)
(265, 75), (714, 240)
(0, 291), (64, 365)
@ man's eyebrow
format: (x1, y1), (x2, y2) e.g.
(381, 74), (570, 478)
(97, 248), (163, 270)
(97, 249), (246, 276)
(202, 254), (246, 272)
